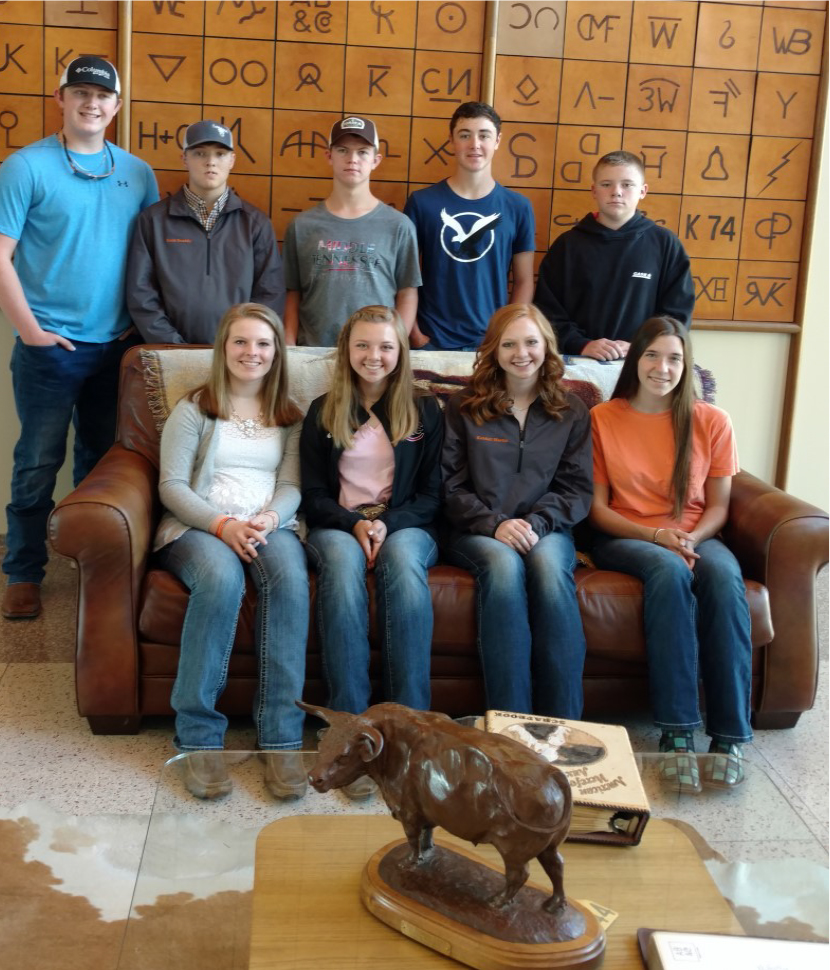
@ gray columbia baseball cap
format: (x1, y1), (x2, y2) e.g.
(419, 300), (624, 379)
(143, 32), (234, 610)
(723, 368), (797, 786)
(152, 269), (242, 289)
(183, 120), (234, 151)
(59, 55), (121, 96)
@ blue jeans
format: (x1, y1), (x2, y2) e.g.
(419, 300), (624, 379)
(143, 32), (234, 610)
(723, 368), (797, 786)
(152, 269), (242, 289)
(156, 527), (309, 751)
(445, 530), (586, 719)
(306, 527), (438, 713)
(592, 534), (753, 743)
(4, 335), (138, 584)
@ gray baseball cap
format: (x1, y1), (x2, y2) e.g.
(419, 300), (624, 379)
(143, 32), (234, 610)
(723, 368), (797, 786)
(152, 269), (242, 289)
(183, 120), (234, 151)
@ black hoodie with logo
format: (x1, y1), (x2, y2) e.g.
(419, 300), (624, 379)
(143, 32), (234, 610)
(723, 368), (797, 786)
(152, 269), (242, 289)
(533, 212), (694, 356)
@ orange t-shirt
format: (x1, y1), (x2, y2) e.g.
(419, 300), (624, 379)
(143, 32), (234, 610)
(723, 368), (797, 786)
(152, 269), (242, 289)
(591, 399), (739, 533)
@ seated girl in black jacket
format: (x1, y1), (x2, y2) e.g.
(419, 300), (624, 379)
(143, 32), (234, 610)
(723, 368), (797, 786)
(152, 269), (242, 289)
(441, 303), (593, 719)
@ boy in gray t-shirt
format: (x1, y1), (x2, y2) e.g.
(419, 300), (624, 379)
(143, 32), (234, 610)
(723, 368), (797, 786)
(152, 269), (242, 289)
(282, 116), (421, 347)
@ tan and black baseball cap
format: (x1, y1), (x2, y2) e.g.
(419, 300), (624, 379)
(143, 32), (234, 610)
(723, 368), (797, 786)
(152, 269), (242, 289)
(329, 116), (379, 150)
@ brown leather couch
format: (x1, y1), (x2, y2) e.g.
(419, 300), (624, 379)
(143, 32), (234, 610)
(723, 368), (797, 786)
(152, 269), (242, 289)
(49, 347), (828, 735)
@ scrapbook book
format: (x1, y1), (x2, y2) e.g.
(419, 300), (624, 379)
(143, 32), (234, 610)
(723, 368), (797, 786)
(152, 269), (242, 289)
(481, 710), (650, 846)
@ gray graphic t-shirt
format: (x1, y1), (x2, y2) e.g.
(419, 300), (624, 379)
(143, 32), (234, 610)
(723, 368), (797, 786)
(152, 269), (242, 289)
(283, 202), (421, 347)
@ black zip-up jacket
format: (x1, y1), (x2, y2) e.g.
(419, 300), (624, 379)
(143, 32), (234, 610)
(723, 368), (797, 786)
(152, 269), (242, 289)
(533, 212), (694, 355)
(300, 389), (443, 537)
(127, 187), (285, 344)
(441, 388), (592, 538)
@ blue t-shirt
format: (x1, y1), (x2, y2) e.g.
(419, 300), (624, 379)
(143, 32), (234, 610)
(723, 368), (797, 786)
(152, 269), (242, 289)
(0, 135), (158, 342)
(404, 180), (534, 349)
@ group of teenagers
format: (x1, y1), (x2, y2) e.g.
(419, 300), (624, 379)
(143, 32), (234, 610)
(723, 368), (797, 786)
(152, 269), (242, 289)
(0, 57), (750, 806)
(163, 300), (753, 804)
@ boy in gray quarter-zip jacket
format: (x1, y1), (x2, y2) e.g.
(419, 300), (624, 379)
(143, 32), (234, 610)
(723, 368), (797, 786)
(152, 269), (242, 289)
(127, 119), (284, 345)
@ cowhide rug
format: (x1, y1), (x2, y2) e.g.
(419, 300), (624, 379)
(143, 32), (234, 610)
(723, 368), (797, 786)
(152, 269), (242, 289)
(0, 801), (252, 970)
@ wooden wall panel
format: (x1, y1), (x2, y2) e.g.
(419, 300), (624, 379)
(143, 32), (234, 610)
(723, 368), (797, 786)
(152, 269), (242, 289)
(45, 27), (118, 91)
(44, 2), (117, 30)
(276, 1), (347, 44)
(629, 1), (698, 66)
(0, 2), (44, 26)
(0, 25), (42, 94)
(689, 67), (756, 134)
(0, 0), (826, 329)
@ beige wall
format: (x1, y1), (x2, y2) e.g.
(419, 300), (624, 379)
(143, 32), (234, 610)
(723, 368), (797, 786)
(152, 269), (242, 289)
(786, 121), (829, 512)
(692, 330), (790, 484)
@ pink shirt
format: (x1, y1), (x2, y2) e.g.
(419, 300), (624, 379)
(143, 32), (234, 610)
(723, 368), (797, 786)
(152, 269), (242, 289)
(591, 399), (739, 533)
(338, 421), (395, 510)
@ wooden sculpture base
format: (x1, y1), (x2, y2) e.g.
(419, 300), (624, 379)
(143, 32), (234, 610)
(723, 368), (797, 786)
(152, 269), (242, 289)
(361, 839), (605, 970)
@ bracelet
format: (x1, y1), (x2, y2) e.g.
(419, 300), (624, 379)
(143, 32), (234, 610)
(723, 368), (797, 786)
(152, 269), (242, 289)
(653, 528), (666, 544)
(215, 516), (235, 540)
(262, 511), (278, 530)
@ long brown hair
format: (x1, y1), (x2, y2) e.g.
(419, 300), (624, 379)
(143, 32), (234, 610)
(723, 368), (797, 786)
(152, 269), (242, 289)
(462, 303), (569, 425)
(320, 305), (418, 448)
(189, 302), (301, 426)
(611, 316), (695, 519)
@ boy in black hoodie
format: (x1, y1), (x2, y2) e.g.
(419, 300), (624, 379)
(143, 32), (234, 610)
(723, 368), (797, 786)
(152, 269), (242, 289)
(534, 151), (694, 361)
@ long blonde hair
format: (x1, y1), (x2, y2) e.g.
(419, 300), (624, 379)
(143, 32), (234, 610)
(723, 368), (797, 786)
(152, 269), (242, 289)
(189, 303), (301, 426)
(320, 305), (418, 448)
(462, 303), (569, 425)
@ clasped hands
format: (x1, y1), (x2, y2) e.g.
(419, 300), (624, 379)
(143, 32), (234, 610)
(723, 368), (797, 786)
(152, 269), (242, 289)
(495, 518), (537, 554)
(353, 518), (387, 568)
(217, 513), (278, 563)
(581, 338), (630, 362)
(654, 527), (700, 569)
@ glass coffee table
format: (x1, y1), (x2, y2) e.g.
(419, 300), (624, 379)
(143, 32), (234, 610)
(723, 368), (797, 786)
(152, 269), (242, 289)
(114, 750), (828, 969)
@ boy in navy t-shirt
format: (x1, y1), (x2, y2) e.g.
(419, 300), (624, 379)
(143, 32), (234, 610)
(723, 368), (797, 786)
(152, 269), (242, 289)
(404, 103), (535, 351)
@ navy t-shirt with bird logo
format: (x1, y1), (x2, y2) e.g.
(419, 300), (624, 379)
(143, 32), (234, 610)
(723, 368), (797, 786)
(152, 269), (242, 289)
(404, 179), (534, 350)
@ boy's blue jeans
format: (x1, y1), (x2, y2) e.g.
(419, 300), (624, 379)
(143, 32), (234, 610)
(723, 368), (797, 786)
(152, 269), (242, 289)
(306, 526), (438, 714)
(445, 529), (586, 720)
(4, 335), (137, 584)
(592, 534), (753, 743)
(157, 527), (309, 751)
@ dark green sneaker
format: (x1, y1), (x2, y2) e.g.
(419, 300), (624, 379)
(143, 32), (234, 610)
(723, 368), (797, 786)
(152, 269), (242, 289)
(702, 740), (745, 788)
(658, 730), (702, 794)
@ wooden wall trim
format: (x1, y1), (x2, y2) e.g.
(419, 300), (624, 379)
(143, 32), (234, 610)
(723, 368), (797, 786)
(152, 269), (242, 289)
(117, 0), (132, 151)
(693, 320), (800, 335)
(481, 0), (499, 105)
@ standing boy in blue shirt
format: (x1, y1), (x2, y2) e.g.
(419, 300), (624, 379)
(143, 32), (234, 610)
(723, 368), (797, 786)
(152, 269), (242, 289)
(0, 56), (158, 619)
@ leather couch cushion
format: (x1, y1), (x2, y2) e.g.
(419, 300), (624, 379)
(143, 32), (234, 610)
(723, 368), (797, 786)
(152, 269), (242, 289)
(139, 564), (773, 666)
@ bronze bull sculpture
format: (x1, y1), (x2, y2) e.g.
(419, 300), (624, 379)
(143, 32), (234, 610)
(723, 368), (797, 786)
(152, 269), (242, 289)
(298, 701), (573, 913)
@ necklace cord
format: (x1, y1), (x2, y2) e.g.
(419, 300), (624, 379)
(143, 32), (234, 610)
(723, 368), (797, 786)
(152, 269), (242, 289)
(58, 132), (115, 180)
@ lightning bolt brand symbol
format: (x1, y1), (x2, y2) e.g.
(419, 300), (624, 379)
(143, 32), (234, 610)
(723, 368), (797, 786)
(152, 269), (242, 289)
(761, 144), (800, 195)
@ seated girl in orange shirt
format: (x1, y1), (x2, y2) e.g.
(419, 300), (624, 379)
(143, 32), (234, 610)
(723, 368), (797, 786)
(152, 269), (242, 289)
(589, 316), (751, 793)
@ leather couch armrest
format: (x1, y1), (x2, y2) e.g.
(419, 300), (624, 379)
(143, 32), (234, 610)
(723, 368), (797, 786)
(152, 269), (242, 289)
(49, 445), (159, 725)
(725, 470), (829, 721)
